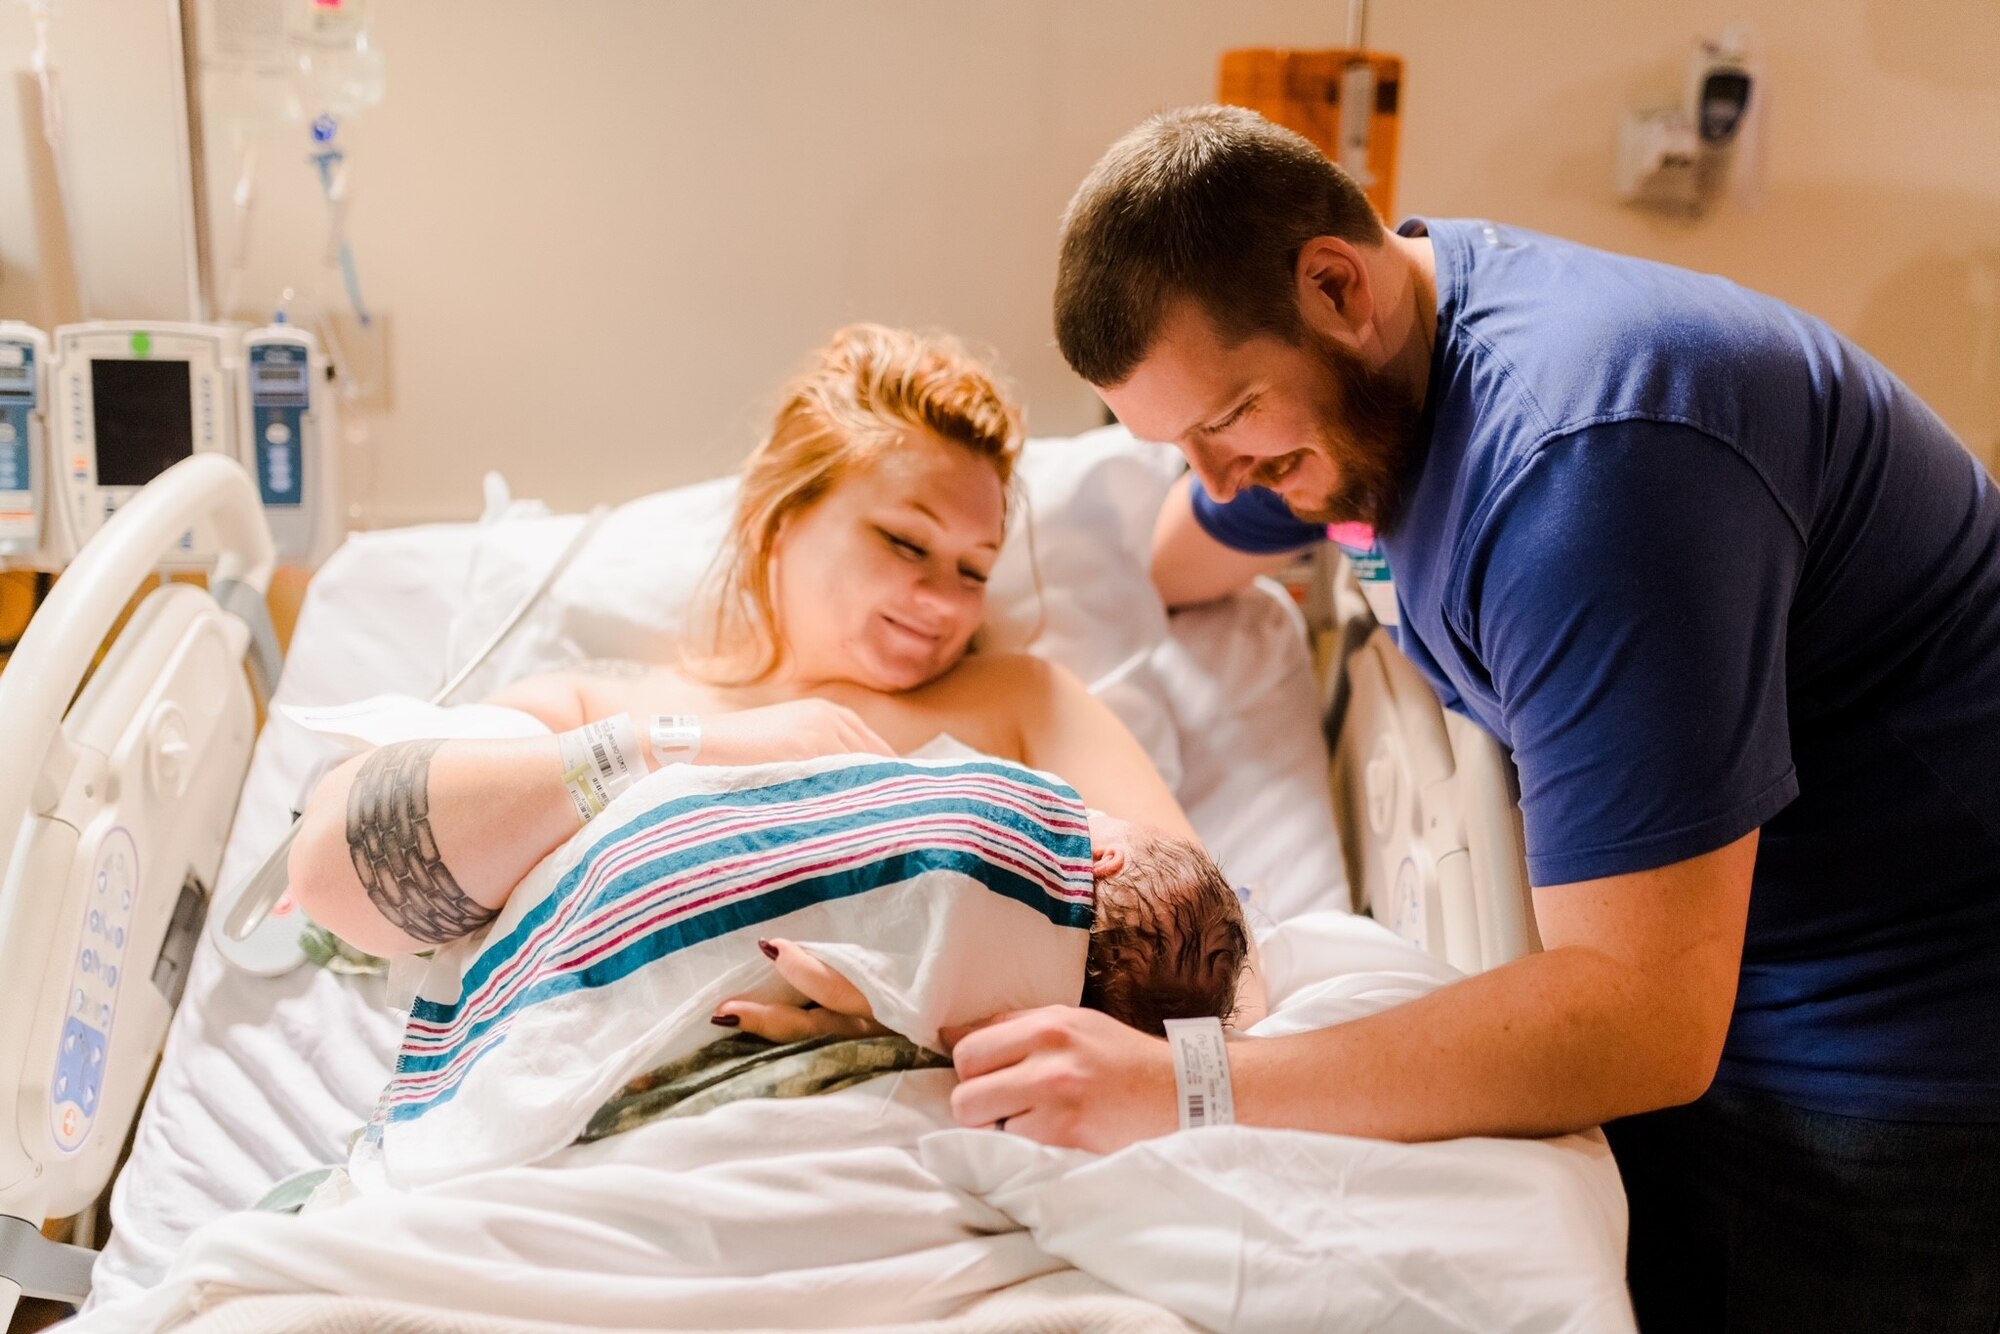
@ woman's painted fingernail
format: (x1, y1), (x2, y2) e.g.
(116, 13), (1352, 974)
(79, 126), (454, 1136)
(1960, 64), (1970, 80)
(710, 1013), (740, 1028)
(758, 939), (779, 960)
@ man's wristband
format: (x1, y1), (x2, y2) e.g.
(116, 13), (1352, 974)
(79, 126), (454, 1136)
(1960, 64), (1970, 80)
(1163, 1016), (1236, 1129)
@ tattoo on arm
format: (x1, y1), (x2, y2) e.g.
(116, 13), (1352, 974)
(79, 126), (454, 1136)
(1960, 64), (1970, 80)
(346, 740), (497, 945)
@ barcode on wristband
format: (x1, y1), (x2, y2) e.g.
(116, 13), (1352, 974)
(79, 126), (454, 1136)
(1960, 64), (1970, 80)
(557, 714), (649, 827)
(1164, 1017), (1234, 1130)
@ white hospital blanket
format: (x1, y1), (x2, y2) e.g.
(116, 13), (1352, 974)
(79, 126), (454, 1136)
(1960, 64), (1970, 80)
(68, 912), (1633, 1334)
(87, 555), (1348, 1312)
(360, 748), (1094, 1188)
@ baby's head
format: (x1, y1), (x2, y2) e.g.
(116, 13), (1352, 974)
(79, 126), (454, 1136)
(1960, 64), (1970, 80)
(1081, 813), (1249, 1035)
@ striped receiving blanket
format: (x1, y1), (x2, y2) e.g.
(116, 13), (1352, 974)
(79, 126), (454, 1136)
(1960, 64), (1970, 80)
(355, 752), (1096, 1190)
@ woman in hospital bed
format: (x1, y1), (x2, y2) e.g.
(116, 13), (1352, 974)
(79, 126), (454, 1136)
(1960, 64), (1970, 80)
(293, 322), (1263, 1017)
(492, 321), (1191, 833)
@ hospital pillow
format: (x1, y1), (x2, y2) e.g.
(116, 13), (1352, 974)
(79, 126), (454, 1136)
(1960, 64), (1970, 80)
(338, 425), (1186, 787)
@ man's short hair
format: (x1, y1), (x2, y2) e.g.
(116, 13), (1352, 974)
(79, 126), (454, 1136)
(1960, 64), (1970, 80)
(1054, 105), (1384, 387)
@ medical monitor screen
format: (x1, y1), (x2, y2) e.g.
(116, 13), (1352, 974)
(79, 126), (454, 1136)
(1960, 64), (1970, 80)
(91, 358), (194, 487)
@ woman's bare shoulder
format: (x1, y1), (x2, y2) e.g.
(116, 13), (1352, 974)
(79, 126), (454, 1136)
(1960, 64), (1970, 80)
(929, 650), (1064, 698)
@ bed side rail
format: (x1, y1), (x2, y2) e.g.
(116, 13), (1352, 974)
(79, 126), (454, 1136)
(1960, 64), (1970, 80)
(1320, 561), (1537, 975)
(0, 455), (274, 1321)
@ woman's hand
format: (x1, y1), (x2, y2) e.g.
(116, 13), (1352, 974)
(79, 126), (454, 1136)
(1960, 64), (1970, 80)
(690, 700), (895, 766)
(714, 938), (890, 1043)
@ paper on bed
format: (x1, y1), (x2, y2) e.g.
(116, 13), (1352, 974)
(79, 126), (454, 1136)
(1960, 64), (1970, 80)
(278, 694), (555, 749)
(354, 750), (1096, 1189)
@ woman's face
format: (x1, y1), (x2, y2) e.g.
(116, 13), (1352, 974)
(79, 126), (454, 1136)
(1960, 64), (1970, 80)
(770, 431), (1006, 692)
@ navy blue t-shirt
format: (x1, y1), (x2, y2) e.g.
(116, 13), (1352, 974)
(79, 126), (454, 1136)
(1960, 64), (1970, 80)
(1195, 218), (2000, 1122)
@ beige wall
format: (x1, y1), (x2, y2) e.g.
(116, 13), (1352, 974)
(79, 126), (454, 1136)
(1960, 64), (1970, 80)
(1376, 0), (2000, 476)
(205, 0), (1362, 524)
(5, 1), (1997, 526)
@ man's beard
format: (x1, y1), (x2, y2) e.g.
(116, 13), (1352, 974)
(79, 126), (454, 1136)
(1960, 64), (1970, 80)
(1282, 327), (1426, 532)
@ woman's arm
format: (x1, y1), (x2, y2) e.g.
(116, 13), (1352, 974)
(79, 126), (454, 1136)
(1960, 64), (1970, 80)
(290, 735), (581, 958)
(1012, 657), (1196, 841)
(484, 670), (896, 763)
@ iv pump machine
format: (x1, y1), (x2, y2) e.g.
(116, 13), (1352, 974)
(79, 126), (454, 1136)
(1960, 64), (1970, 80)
(0, 320), (339, 570)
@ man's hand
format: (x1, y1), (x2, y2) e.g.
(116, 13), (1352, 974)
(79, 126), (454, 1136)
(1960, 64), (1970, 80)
(689, 699), (894, 766)
(943, 1006), (1179, 1153)
(715, 937), (890, 1043)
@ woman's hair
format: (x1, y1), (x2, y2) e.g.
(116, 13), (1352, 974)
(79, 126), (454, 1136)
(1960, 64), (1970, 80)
(688, 324), (1025, 685)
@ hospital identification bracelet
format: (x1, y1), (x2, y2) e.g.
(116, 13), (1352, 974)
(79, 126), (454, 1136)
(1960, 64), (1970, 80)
(1163, 1017), (1236, 1130)
(556, 713), (651, 825)
(648, 714), (702, 765)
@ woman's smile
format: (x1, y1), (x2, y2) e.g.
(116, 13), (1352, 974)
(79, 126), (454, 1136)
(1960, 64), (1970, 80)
(879, 612), (943, 646)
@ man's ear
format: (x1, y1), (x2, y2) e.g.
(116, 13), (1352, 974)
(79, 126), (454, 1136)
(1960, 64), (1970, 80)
(1296, 236), (1374, 344)
(1092, 844), (1128, 882)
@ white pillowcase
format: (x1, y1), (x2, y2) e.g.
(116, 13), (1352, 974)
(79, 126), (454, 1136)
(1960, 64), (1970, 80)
(430, 425), (1186, 786)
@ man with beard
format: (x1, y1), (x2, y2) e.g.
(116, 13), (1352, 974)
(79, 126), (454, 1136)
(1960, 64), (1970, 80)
(944, 106), (2000, 1331)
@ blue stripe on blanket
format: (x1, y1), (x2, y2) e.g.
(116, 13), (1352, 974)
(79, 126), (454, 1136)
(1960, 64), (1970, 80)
(386, 760), (1091, 1121)
(438, 756), (1088, 1016)
(427, 759), (1087, 1016)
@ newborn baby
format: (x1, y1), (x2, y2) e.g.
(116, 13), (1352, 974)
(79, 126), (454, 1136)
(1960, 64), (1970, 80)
(1078, 810), (1249, 1034)
(729, 806), (1250, 1042)
(335, 748), (1241, 1183)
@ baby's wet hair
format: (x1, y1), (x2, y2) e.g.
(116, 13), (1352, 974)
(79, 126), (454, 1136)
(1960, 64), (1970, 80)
(1083, 833), (1248, 1035)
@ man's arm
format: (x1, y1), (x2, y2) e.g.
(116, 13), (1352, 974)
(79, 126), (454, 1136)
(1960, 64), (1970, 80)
(1150, 473), (1307, 610)
(945, 831), (1757, 1150)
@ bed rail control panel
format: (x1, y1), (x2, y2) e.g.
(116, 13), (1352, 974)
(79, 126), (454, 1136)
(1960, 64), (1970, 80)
(51, 828), (138, 1154)
(0, 324), (48, 561)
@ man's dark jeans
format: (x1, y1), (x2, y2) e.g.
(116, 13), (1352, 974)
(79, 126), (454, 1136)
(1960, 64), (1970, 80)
(1607, 1084), (2000, 1333)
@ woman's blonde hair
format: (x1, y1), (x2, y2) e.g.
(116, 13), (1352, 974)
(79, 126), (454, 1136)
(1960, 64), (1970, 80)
(689, 324), (1025, 685)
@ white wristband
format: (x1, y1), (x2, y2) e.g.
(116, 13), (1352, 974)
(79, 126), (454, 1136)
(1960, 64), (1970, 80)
(1163, 1017), (1235, 1130)
(648, 713), (702, 765)
(556, 713), (652, 825)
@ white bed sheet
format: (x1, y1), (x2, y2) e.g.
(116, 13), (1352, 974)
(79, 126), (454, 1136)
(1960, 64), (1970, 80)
(85, 522), (1351, 1310)
(76, 910), (1631, 1334)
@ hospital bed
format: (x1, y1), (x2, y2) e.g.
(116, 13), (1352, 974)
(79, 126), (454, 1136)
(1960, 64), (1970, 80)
(0, 427), (1541, 1325)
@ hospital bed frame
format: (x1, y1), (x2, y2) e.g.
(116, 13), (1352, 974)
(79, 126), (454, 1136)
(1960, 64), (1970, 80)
(1330, 620), (1539, 972)
(0, 456), (274, 1319)
(0, 464), (1536, 1323)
